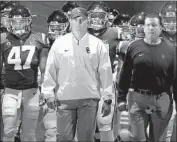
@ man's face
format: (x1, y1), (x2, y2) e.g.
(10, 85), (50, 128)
(70, 16), (88, 33)
(144, 17), (162, 41)
(108, 14), (115, 27)
(162, 17), (176, 35)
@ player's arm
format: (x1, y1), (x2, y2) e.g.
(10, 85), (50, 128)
(39, 47), (49, 85)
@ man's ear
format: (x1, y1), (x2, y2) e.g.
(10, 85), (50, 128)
(160, 24), (166, 31)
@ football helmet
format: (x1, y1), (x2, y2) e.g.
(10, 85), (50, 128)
(108, 8), (119, 27)
(8, 5), (32, 37)
(61, 1), (80, 18)
(0, 1), (19, 31)
(87, 1), (110, 31)
(160, 1), (176, 35)
(113, 14), (131, 40)
(47, 10), (69, 40)
(129, 12), (147, 38)
(113, 13), (130, 27)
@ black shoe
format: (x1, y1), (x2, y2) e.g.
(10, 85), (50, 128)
(14, 136), (21, 142)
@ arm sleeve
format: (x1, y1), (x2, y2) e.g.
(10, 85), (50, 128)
(98, 41), (114, 101)
(117, 45), (133, 102)
(39, 48), (49, 85)
(41, 40), (59, 100)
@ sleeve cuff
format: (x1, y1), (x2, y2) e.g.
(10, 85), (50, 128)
(44, 93), (55, 100)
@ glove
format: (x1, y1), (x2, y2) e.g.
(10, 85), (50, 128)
(145, 105), (156, 114)
(46, 97), (55, 110)
(117, 101), (127, 111)
(102, 99), (112, 117)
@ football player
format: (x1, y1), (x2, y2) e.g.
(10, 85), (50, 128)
(113, 13), (131, 41)
(36, 9), (69, 142)
(0, 5), (49, 141)
(47, 9), (70, 46)
(0, 2), (19, 141)
(159, 1), (177, 142)
(108, 8), (119, 27)
(160, 1), (176, 47)
(87, 2), (122, 142)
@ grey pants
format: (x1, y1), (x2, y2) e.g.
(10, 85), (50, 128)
(127, 91), (173, 142)
(57, 99), (98, 142)
(2, 88), (39, 142)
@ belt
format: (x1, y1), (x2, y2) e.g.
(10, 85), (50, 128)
(134, 88), (161, 96)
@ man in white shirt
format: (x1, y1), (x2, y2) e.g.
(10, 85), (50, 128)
(41, 7), (114, 142)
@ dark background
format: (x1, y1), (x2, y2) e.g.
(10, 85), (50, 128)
(20, 1), (166, 33)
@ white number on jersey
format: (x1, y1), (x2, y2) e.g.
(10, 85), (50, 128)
(7, 45), (35, 70)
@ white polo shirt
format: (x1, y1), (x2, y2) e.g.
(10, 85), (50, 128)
(42, 32), (113, 101)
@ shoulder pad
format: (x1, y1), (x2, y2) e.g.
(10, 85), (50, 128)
(32, 32), (50, 49)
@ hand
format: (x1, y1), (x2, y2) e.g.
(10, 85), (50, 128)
(117, 101), (127, 111)
(46, 97), (55, 110)
(102, 100), (112, 117)
(39, 93), (45, 106)
(145, 105), (156, 114)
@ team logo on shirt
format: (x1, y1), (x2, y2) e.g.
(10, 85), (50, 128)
(86, 47), (90, 54)
(6, 41), (12, 47)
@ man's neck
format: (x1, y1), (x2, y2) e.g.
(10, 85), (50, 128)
(72, 31), (87, 41)
(144, 37), (161, 45)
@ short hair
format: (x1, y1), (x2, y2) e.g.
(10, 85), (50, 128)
(145, 13), (163, 26)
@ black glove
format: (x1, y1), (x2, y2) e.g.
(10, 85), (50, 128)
(102, 99), (112, 117)
(117, 101), (127, 111)
(46, 97), (55, 110)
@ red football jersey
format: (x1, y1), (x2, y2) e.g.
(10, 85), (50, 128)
(0, 32), (47, 89)
(88, 27), (120, 72)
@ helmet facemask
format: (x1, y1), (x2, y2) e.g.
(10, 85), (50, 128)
(160, 1), (176, 35)
(1, 12), (10, 29)
(130, 24), (145, 38)
(9, 15), (32, 37)
(119, 24), (132, 40)
(162, 16), (176, 35)
(48, 21), (69, 40)
(88, 10), (108, 31)
(0, 6), (14, 30)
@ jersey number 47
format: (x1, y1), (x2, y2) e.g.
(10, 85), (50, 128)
(7, 45), (35, 70)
